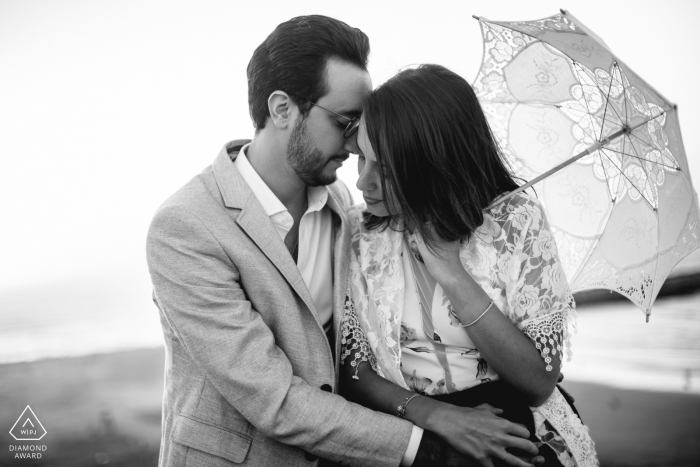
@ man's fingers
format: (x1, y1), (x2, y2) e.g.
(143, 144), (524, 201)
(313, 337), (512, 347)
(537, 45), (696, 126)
(503, 435), (539, 456)
(502, 451), (534, 467)
(475, 403), (503, 414)
(504, 421), (530, 439)
(530, 455), (546, 465)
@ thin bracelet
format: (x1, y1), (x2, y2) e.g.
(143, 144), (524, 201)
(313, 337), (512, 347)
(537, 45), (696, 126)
(450, 300), (494, 328)
(397, 393), (421, 418)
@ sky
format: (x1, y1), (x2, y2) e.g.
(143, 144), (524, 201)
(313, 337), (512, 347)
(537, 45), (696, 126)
(1, 0), (699, 359)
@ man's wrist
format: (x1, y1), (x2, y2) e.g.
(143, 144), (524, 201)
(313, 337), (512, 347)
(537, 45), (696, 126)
(400, 426), (424, 466)
(411, 430), (445, 467)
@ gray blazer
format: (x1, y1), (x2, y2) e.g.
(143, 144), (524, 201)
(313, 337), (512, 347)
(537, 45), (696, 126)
(146, 140), (413, 467)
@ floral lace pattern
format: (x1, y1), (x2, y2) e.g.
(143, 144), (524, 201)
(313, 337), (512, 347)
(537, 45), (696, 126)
(473, 13), (700, 316)
(462, 194), (575, 367)
(534, 389), (599, 467)
(344, 194), (575, 387)
(340, 293), (380, 379)
(523, 309), (569, 372)
(342, 195), (597, 465)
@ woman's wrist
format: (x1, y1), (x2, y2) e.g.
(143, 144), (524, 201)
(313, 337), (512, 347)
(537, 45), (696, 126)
(434, 267), (471, 294)
(403, 395), (442, 432)
(443, 283), (492, 323)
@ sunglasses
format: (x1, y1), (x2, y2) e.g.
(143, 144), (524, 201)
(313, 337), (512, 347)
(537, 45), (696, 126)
(307, 101), (361, 138)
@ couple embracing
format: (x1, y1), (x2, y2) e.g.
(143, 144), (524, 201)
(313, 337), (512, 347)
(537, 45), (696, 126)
(146, 15), (598, 467)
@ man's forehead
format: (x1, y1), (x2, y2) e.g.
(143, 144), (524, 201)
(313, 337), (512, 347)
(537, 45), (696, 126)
(319, 58), (372, 113)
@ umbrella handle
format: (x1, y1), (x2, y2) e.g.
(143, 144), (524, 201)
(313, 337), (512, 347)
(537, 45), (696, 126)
(486, 136), (619, 211)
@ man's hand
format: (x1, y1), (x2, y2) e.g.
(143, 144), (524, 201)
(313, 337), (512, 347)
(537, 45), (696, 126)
(414, 428), (545, 467)
(409, 400), (540, 467)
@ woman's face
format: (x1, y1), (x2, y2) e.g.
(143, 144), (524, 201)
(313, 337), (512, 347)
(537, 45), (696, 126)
(355, 118), (399, 217)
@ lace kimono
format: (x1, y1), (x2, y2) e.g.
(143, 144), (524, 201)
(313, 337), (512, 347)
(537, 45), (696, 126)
(341, 193), (598, 467)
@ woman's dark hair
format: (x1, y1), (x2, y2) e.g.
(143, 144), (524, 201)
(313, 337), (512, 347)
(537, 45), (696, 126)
(363, 64), (519, 246)
(247, 15), (370, 130)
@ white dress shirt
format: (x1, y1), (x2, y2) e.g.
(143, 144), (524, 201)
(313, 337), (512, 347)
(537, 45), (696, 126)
(235, 145), (422, 465)
(235, 145), (334, 331)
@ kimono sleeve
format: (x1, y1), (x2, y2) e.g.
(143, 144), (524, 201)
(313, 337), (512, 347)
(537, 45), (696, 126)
(507, 197), (575, 371)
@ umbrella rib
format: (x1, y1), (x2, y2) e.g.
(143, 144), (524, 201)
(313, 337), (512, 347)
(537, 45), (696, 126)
(599, 68), (616, 141)
(619, 64), (630, 125)
(572, 63), (601, 143)
(596, 148), (616, 201)
(595, 62), (627, 139)
(607, 63), (626, 123)
(628, 133), (656, 207)
(603, 146), (678, 171)
(629, 127), (679, 170)
(599, 147), (655, 209)
(628, 130), (657, 152)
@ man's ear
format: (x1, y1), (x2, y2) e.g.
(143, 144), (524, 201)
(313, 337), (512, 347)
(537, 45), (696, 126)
(268, 91), (293, 130)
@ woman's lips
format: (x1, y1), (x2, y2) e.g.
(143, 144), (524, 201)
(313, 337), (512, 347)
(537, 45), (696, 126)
(363, 195), (383, 206)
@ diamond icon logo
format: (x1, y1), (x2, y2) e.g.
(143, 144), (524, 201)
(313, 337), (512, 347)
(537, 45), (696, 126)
(9, 406), (47, 441)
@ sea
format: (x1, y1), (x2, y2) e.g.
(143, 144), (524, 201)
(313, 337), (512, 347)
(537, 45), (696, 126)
(1, 252), (699, 395)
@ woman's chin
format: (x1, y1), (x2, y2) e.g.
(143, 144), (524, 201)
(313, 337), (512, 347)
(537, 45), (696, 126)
(365, 203), (390, 218)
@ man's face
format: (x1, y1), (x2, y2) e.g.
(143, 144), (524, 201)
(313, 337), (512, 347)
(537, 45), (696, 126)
(286, 57), (371, 187)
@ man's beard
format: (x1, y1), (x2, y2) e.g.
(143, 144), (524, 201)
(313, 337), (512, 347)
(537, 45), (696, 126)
(286, 117), (337, 187)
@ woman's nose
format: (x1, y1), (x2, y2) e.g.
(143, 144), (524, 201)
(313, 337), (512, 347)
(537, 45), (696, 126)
(356, 162), (377, 193)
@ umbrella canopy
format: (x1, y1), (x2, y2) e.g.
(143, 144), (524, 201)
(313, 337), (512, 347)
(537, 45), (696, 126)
(473, 10), (700, 319)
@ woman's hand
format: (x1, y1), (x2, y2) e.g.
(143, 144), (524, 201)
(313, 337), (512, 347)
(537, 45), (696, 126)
(410, 228), (472, 290)
(410, 227), (559, 407)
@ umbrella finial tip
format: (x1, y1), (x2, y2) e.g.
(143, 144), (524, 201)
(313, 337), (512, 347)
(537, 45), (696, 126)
(560, 8), (567, 15)
(472, 15), (480, 20)
(646, 314), (650, 323)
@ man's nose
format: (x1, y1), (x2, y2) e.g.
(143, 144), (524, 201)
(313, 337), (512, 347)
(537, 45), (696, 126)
(343, 132), (360, 154)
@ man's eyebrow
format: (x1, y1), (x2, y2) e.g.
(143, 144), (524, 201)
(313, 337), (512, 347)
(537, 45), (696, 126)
(337, 109), (362, 118)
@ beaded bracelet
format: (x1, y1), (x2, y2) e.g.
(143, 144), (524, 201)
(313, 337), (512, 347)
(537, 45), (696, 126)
(449, 300), (494, 328)
(397, 393), (421, 418)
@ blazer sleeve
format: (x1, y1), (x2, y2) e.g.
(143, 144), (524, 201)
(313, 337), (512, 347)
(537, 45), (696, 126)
(146, 203), (412, 467)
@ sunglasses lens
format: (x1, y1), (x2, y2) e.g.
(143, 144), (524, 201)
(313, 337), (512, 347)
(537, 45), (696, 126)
(344, 118), (360, 138)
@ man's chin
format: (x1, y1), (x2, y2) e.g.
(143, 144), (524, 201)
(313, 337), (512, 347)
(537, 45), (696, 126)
(300, 169), (338, 187)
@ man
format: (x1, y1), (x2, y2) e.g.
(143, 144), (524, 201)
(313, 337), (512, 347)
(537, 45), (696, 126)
(147, 15), (538, 467)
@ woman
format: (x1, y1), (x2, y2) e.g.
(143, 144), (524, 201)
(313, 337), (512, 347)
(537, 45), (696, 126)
(340, 65), (597, 467)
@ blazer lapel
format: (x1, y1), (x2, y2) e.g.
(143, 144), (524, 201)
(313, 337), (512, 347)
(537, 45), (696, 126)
(325, 186), (352, 353)
(212, 142), (321, 326)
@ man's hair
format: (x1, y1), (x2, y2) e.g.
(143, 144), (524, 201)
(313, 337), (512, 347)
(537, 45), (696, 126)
(247, 15), (370, 130)
(362, 64), (520, 246)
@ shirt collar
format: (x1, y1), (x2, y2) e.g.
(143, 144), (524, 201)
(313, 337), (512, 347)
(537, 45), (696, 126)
(234, 144), (288, 217)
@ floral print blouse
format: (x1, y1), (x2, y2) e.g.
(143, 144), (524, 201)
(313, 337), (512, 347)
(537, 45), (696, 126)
(341, 193), (598, 467)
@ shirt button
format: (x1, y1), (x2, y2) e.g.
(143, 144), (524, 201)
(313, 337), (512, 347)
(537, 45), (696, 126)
(320, 384), (332, 392)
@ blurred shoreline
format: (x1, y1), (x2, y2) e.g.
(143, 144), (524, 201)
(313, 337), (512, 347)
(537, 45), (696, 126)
(1, 348), (699, 466)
